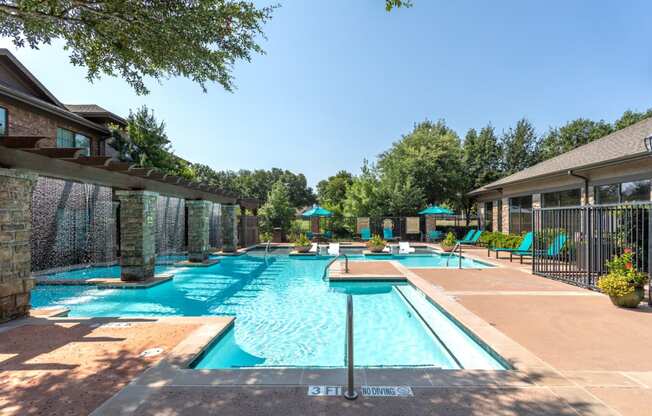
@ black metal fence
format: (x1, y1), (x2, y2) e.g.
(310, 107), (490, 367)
(533, 202), (652, 302)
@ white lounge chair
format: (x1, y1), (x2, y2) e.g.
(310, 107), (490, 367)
(328, 242), (340, 256)
(399, 241), (415, 254)
(309, 243), (318, 253)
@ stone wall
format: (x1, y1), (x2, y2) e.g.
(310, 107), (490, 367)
(186, 200), (210, 262)
(0, 169), (37, 322)
(221, 204), (238, 252)
(116, 190), (157, 281)
(0, 96), (103, 155)
(501, 197), (509, 234)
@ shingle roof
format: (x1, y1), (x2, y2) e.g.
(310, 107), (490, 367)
(65, 104), (126, 126)
(470, 116), (652, 195)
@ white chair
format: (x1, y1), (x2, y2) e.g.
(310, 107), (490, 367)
(399, 241), (415, 254)
(309, 243), (318, 253)
(328, 242), (340, 256)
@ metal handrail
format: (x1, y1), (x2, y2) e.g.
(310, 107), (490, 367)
(445, 242), (463, 269)
(343, 294), (357, 400)
(321, 253), (349, 281)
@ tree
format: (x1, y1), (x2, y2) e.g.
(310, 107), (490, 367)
(377, 120), (463, 205)
(385, 0), (413, 11)
(501, 118), (539, 174)
(0, 1), (275, 95)
(343, 161), (387, 218)
(538, 118), (613, 161)
(317, 170), (353, 210)
(614, 109), (652, 130)
(258, 181), (295, 235)
(383, 177), (425, 216)
(457, 125), (503, 222)
(109, 105), (195, 180)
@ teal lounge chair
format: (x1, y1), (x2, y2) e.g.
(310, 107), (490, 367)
(360, 227), (371, 241)
(458, 230), (482, 245)
(427, 230), (443, 242)
(514, 234), (566, 264)
(306, 231), (313, 240)
(458, 229), (475, 243)
(323, 230), (333, 240)
(383, 228), (397, 241)
(487, 232), (532, 260)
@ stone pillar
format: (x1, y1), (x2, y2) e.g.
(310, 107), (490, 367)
(531, 193), (541, 210)
(501, 197), (509, 234)
(492, 201), (500, 233)
(425, 215), (437, 234)
(310, 217), (320, 234)
(221, 204), (238, 252)
(477, 203), (485, 230)
(186, 200), (210, 262)
(116, 190), (157, 281)
(0, 169), (37, 322)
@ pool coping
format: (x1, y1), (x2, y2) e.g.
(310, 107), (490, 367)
(35, 273), (175, 288)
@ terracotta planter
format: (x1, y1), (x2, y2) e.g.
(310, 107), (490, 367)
(609, 287), (644, 308)
(294, 245), (311, 253)
(367, 243), (386, 253)
(440, 245), (455, 252)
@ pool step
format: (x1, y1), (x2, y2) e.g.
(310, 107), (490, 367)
(396, 286), (504, 370)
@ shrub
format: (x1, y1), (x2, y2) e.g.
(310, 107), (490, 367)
(442, 232), (456, 247)
(259, 231), (272, 242)
(597, 250), (647, 297)
(480, 231), (522, 249)
(368, 234), (386, 247)
(292, 233), (311, 247)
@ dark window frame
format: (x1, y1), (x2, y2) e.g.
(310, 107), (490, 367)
(509, 195), (532, 234)
(57, 127), (92, 156)
(0, 106), (8, 136)
(594, 180), (651, 204)
(542, 188), (581, 208)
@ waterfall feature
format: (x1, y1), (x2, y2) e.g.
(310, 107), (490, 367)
(209, 203), (223, 250)
(155, 195), (186, 256)
(31, 177), (116, 272)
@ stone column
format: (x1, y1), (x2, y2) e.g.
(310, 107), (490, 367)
(531, 193), (541, 210)
(492, 201), (500, 233)
(116, 190), (157, 281)
(221, 204), (238, 252)
(501, 197), (509, 234)
(477, 203), (485, 229)
(0, 169), (37, 322)
(425, 215), (437, 234)
(186, 200), (210, 262)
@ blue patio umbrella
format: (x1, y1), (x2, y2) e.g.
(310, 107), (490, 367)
(418, 205), (454, 215)
(302, 205), (333, 218)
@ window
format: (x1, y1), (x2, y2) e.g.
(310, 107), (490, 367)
(57, 128), (92, 156)
(497, 200), (503, 232)
(595, 184), (619, 204)
(0, 106), (7, 136)
(56, 128), (75, 148)
(595, 180), (651, 204)
(542, 188), (581, 207)
(621, 180), (650, 202)
(509, 195), (532, 234)
(483, 201), (493, 231)
(74, 133), (91, 156)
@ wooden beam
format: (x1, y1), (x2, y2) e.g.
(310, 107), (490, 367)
(62, 156), (114, 167)
(1, 136), (50, 149)
(23, 148), (83, 159)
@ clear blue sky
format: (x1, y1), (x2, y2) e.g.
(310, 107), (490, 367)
(1, 0), (651, 188)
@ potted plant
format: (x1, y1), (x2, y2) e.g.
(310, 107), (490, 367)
(440, 232), (457, 252)
(293, 234), (312, 253)
(597, 249), (647, 308)
(366, 235), (386, 253)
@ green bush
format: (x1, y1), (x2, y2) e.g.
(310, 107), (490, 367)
(368, 234), (386, 247)
(597, 250), (647, 297)
(292, 233), (311, 247)
(442, 232), (456, 247)
(480, 231), (522, 249)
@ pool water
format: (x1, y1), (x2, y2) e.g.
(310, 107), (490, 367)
(32, 255), (503, 369)
(36, 265), (175, 281)
(343, 253), (492, 268)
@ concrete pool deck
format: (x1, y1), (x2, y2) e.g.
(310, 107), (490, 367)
(5, 247), (652, 415)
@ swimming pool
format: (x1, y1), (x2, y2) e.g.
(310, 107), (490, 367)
(32, 255), (503, 369)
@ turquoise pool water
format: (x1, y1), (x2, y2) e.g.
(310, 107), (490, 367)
(32, 255), (503, 369)
(35, 265), (174, 281)
(342, 253), (492, 268)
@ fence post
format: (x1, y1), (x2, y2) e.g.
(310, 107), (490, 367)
(648, 205), (652, 306)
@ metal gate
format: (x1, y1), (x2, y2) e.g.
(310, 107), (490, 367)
(533, 202), (652, 302)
